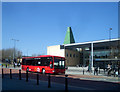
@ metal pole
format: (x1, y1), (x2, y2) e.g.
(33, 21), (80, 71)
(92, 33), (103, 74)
(10, 69), (12, 79)
(109, 28), (112, 60)
(65, 75), (68, 91)
(11, 39), (19, 63)
(83, 48), (85, 67)
(91, 42), (93, 72)
(48, 73), (51, 88)
(14, 40), (15, 61)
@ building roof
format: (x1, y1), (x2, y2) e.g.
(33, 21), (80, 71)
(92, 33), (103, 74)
(63, 27), (75, 44)
(22, 55), (65, 59)
(64, 38), (120, 48)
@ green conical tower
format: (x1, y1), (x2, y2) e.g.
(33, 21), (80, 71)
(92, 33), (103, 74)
(63, 27), (75, 44)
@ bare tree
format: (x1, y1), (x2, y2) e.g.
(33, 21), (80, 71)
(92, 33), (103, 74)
(1, 48), (22, 61)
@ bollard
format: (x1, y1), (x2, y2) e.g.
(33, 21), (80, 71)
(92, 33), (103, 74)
(83, 69), (84, 75)
(65, 75), (68, 91)
(2, 68), (4, 78)
(26, 70), (28, 82)
(6, 64), (7, 68)
(48, 73), (51, 88)
(37, 73), (39, 85)
(19, 69), (21, 80)
(10, 69), (12, 79)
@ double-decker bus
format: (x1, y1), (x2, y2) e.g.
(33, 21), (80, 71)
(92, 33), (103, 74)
(21, 55), (66, 74)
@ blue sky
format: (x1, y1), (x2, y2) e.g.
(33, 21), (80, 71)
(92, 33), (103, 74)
(2, 2), (118, 56)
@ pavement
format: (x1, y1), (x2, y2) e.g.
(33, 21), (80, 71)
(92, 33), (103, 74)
(1, 75), (120, 91)
(1, 65), (21, 70)
(1, 65), (120, 83)
(1, 67), (120, 91)
(66, 67), (120, 83)
(66, 71), (120, 83)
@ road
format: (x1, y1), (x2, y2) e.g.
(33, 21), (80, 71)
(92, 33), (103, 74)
(1, 68), (120, 91)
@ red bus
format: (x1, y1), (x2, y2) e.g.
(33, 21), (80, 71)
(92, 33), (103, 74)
(21, 55), (66, 74)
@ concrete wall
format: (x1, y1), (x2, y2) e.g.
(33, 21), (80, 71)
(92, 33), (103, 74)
(47, 45), (80, 66)
(47, 45), (65, 57)
(65, 49), (80, 66)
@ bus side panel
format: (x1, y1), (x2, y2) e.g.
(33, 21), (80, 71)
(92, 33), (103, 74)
(54, 69), (65, 74)
(44, 67), (54, 74)
(21, 65), (28, 71)
(22, 65), (65, 74)
(38, 66), (54, 74)
(28, 65), (36, 72)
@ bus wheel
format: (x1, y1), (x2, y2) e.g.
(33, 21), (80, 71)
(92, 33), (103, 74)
(42, 69), (45, 74)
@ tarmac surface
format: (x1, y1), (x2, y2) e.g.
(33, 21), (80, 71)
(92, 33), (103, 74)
(2, 68), (120, 91)
(1, 67), (120, 91)
(2, 77), (95, 91)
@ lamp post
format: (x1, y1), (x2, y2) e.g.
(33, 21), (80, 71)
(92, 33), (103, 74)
(109, 28), (112, 41)
(27, 49), (29, 57)
(11, 39), (19, 62)
(109, 28), (112, 59)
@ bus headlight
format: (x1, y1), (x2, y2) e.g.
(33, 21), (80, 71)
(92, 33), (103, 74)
(52, 70), (55, 72)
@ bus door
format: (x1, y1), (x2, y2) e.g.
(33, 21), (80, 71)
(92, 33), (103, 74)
(41, 57), (53, 73)
(54, 57), (65, 73)
(32, 58), (41, 72)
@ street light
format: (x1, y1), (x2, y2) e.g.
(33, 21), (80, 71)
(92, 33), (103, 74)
(109, 28), (112, 60)
(11, 39), (19, 62)
(109, 28), (112, 41)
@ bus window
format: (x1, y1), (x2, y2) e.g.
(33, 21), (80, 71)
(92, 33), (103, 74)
(54, 61), (59, 68)
(40, 57), (52, 66)
(26, 60), (32, 65)
(31, 60), (36, 66)
(59, 61), (62, 67)
(21, 55), (65, 74)
(22, 59), (26, 65)
(50, 61), (53, 68)
(54, 57), (65, 69)
(61, 61), (64, 67)
(22, 59), (33, 65)
(38, 61), (41, 64)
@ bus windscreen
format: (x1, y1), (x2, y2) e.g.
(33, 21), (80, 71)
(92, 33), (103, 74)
(54, 57), (65, 69)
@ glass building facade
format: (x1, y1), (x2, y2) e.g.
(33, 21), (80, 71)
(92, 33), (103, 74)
(64, 38), (120, 69)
